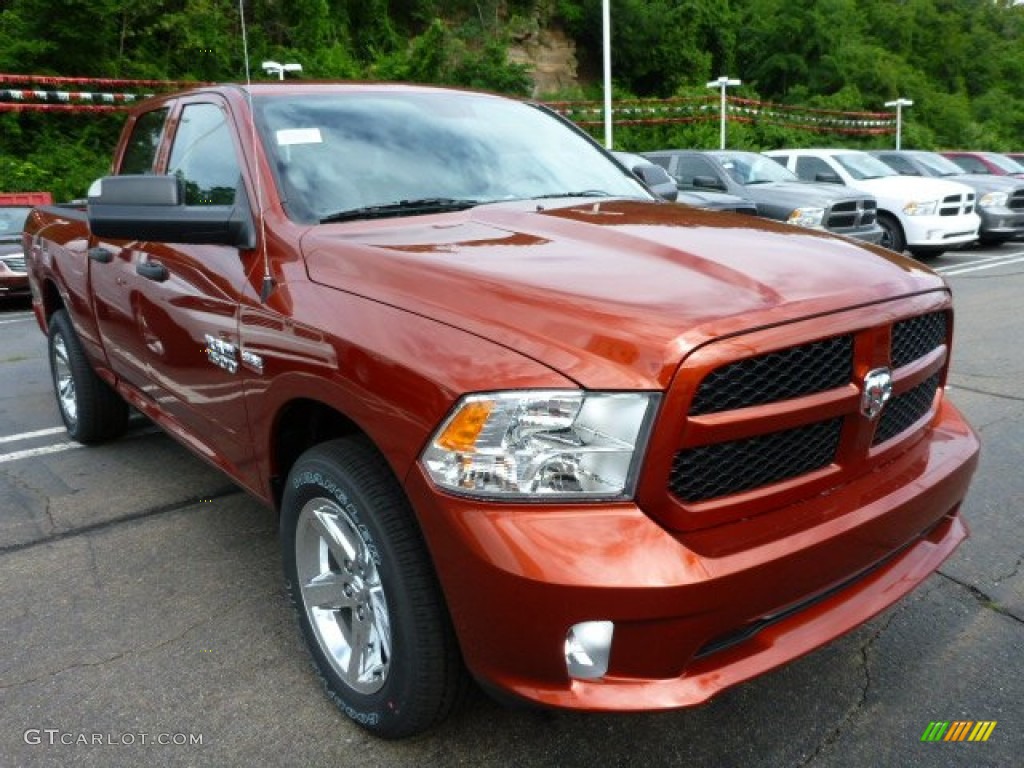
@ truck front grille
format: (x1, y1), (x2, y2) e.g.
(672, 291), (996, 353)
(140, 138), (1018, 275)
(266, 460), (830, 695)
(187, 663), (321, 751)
(1, 255), (26, 273)
(669, 419), (842, 503)
(939, 193), (975, 216)
(1009, 189), (1024, 211)
(825, 199), (877, 229)
(666, 305), (949, 509)
(689, 336), (852, 415)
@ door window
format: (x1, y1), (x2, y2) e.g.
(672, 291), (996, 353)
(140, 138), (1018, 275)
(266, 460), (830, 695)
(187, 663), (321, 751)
(167, 103), (240, 205)
(119, 108), (169, 174)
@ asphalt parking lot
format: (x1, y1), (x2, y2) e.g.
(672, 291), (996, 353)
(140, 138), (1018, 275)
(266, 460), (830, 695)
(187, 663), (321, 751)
(1, 244), (1022, 768)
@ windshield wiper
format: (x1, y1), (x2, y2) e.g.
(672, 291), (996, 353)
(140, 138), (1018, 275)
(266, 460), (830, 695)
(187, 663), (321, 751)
(320, 198), (481, 224)
(530, 190), (613, 200)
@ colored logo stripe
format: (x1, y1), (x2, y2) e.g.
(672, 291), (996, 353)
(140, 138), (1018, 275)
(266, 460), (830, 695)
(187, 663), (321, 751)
(969, 721), (997, 742)
(921, 721), (996, 742)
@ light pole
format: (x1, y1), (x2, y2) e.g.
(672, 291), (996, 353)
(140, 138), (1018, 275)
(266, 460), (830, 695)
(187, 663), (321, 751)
(885, 98), (913, 150)
(602, 0), (612, 148)
(706, 76), (741, 150)
(262, 60), (303, 80)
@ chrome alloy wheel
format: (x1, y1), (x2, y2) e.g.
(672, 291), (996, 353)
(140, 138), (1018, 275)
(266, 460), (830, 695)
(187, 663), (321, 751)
(295, 497), (391, 694)
(52, 333), (78, 425)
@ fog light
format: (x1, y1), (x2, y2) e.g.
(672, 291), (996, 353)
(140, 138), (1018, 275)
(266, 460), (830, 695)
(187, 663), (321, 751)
(564, 621), (614, 679)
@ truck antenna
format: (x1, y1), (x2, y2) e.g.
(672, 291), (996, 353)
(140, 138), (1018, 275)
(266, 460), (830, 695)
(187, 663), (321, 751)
(238, 0), (275, 302)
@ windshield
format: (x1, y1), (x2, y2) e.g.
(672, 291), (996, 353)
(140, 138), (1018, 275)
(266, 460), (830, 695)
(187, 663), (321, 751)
(255, 91), (649, 223)
(711, 151), (798, 184)
(0, 206), (32, 240)
(915, 153), (965, 176)
(833, 153), (898, 180)
(984, 153), (1024, 173)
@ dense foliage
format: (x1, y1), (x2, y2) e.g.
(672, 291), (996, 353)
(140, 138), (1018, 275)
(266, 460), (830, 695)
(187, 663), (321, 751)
(1, 0), (1022, 200)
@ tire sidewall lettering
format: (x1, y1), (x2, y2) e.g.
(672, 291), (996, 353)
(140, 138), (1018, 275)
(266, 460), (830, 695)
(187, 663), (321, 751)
(291, 470), (383, 568)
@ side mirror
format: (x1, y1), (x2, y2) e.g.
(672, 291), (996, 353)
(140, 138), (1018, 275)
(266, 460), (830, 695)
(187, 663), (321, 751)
(631, 165), (679, 202)
(87, 175), (256, 249)
(692, 175), (727, 192)
(814, 171), (843, 184)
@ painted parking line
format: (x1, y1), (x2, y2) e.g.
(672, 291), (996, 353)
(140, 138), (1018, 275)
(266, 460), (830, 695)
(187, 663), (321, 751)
(0, 315), (34, 325)
(0, 441), (83, 464)
(0, 425), (76, 464)
(935, 251), (1024, 276)
(0, 426), (67, 445)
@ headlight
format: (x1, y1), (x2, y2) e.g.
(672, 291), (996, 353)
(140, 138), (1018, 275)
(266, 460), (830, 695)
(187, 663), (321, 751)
(786, 207), (826, 228)
(903, 200), (938, 216)
(978, 191), (1008, 208)
(421, 391), (659, 499)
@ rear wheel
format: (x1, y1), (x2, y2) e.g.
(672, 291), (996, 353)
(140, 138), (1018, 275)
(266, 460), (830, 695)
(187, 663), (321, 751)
(280, 437), (468, 739)
(47, 309), (129, 443)
(876, 212), (907, 255)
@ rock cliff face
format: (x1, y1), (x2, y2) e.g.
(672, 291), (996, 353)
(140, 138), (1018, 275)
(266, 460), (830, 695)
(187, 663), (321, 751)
(507, 25), (578, 97)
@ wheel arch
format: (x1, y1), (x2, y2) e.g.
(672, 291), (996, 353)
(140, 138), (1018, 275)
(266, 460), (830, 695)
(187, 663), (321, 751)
(269, 397), (366, 510)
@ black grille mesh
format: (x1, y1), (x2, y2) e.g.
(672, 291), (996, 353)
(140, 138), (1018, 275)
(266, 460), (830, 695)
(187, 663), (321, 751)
(689, 335), (853, 415)
(891, 311), (947, 369)
(669, 419), (843, 502)
(872, 373), (940, 446)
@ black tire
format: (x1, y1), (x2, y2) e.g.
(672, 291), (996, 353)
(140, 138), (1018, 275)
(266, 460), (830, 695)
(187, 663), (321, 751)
(47, 309), (130, 443)
(876, 212), (907, 255)
(280, 437), (468, 739)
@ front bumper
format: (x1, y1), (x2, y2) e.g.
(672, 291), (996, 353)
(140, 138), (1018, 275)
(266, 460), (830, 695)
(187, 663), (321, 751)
(977, 207), (1024, 242)
(406, 398), (978, 711)
(901, 214), (979, 249)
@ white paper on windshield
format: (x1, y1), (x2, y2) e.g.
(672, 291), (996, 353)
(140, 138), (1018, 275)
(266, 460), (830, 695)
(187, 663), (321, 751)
(276, 128), (323, 146)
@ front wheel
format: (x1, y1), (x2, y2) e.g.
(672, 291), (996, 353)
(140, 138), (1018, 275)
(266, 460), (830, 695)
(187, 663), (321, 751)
(280, 437), (468, 739)
(876, 212), (907, 255)
(47, 309), (129, 443)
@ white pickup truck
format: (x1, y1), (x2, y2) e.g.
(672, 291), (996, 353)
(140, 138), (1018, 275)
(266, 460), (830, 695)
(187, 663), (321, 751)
(765, 148), (979, 257)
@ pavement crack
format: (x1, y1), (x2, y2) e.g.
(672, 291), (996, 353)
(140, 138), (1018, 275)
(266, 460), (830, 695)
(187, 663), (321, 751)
(937, 570), (1024, 625)
(797, 608), (902, 767)
(0, 485), (242, 557)
(0, 613), (218, 691)
(993, 555), (1023, 584)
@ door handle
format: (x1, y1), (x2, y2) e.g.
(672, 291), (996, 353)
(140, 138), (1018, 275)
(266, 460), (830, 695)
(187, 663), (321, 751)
(136, 261), (168, 282)
(88, 247), (113, 263)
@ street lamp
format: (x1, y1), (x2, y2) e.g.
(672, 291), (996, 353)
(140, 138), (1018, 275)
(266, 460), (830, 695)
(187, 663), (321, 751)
(602, 0), (612, 148)
(706, 76), (741, 150)
(885, 98), (913, 150)
(262, 60), (303, 80)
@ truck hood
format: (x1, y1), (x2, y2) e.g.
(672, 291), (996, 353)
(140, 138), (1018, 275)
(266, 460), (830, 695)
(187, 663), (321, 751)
(742, 181), (865, 208)
(302, 199), (945, 390)
(851, 175), (973, 206)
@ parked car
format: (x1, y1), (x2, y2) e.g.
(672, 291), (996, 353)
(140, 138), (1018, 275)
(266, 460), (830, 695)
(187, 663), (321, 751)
(871, 149), (1024, 244)
(644, 149), (883, 244)
(1006, 153), (1024, 165)
(0, 193), (49, 300)
(941, 151), (1024, 179)
(611, 151), (680, 201)
(766, 149), (979, 257)
(613, 151), (757, 214)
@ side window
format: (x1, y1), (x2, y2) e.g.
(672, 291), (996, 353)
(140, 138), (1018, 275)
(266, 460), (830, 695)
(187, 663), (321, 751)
(795, 156), (838, 183)
(672, 156), (718, 187)
(167, 103), (240, 205)
(878, 154), (915, 175)
(119, 108), (169, 174)
(949, 155), (983, 174)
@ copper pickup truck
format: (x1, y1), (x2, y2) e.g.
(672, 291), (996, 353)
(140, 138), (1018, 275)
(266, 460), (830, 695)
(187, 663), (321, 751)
(23, 83), (979, 739)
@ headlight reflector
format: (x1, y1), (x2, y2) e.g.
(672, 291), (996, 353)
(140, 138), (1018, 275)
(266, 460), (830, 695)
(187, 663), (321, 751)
(786, 207), (826, 228)
(978, 191), (1008, 208)
(421, 391), (658, 498)
(903, 200), (938, 216)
